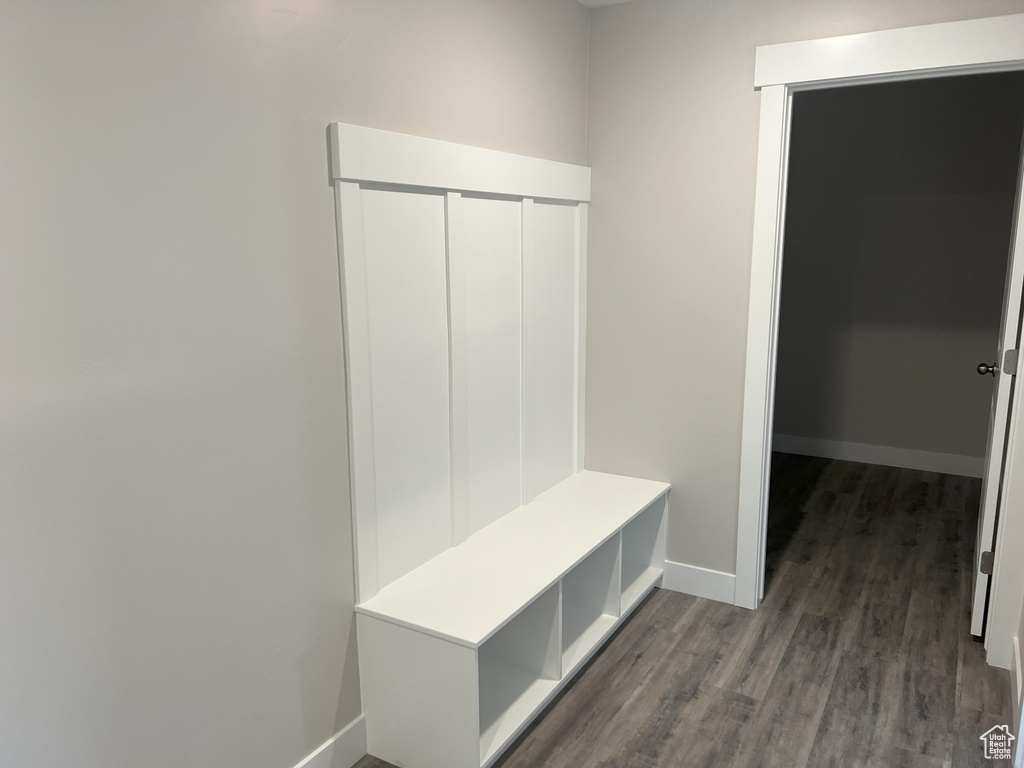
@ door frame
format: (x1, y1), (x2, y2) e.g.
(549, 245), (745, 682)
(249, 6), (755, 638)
(735, 14), (1024, 612)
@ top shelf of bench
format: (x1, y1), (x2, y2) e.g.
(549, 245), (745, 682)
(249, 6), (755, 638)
(355, 470), (671, 648)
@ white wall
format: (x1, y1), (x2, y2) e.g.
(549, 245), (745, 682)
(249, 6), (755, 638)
(0, 3), (589, 768)
(584, 0), (1024, 575)
(774, 74), (1024, 460)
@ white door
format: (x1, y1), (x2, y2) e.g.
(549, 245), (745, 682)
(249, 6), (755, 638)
(972, 132), (1024, 637)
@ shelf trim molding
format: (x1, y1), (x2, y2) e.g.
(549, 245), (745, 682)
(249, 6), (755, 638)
(328, 123), (591, 202)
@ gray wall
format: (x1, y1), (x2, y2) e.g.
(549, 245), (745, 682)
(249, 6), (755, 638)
(0, 2), (588, 767)
(774, 74), (1024, 459)
(585, 0), (1024, 574)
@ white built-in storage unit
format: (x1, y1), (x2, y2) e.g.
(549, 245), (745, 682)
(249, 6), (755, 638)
(329, 123), (670, 768)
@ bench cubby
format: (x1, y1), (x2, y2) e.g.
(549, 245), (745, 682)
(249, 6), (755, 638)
(479, 584), (561, 763)
(621, 497), (669, 613)
(561, 534), (620, 675)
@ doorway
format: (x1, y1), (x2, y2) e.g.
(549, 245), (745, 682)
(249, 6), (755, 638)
(764, 73), (1024, 594)
(734, 16), (1024, 624)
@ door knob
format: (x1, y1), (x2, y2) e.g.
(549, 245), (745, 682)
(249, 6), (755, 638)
(978, 362), (998, 376)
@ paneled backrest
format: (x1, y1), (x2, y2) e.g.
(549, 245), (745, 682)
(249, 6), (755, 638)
(329, 124), (591, 602)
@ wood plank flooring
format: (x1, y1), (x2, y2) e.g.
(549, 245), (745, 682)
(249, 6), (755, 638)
(355, 456), (1013, 768)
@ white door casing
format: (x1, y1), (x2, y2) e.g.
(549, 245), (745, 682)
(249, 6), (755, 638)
(736, 15), (1024, 613)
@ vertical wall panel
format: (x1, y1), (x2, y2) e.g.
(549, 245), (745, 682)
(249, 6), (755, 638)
(575, 203), (589, 474)
(456, 196), (524, 535)
(361, 189), (452, 587)
(524, 202), (578, 499)
(335, 182), (379, 601)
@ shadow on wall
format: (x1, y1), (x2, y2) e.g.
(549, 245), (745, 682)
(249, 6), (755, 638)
(774, 71), (1024, 459)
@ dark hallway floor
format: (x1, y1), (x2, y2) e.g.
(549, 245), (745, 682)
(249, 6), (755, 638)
(356, 456), (1014, 767)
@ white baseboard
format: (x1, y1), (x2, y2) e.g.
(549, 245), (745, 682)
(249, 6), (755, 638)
(772, 434), (984, 478)
(292, 714), (366, 768)
(662, 560), (736, 605)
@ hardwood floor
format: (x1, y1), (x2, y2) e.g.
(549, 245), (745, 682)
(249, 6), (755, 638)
(355, 456), (1013, 768)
